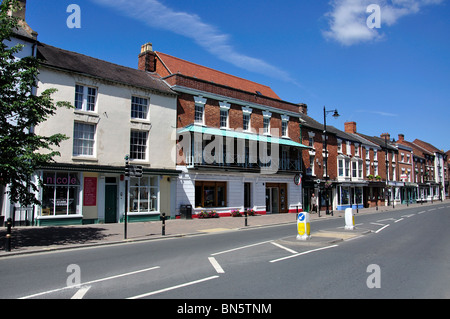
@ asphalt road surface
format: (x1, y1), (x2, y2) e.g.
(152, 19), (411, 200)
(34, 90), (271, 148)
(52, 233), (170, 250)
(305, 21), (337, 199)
(1, 202), (449, 301)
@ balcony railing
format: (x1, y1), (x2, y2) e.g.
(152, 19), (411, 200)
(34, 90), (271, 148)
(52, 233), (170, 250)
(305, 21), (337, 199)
(184, 152), (301, 172)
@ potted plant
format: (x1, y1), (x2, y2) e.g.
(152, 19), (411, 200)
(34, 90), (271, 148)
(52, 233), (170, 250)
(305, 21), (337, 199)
(375, 175), (382, 181)
(231, 210), (242, 217)
(198, 210), (220, 218)
(208, 211), (219, 218)
(367, 174), (374, 181)
(246, 208), (257, 216)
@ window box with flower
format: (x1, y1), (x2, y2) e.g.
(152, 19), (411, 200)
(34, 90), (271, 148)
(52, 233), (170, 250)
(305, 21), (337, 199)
(198, 210), (219, 218)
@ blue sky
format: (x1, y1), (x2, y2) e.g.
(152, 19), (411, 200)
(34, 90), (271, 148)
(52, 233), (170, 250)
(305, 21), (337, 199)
(24, 0), (450, 150)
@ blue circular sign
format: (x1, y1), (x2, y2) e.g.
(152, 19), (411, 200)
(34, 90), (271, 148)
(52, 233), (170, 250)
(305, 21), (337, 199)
(298, 213), (305, 222)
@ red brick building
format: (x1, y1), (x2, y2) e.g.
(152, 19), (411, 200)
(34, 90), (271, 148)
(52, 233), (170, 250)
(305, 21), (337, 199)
(395, 134), (431, 202)
(345, 123), (399, 207)
(138, 43), (310, 216)
(412, 139), (446, 200)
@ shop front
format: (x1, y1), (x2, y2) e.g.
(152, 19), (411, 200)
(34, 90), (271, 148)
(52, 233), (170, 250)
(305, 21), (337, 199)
(336, 182), (366, 211)
(177, 169), (301, 217)
(33, 165), (179, 226)
(401, 182), (418, 204)
(364, 181), (386, 208)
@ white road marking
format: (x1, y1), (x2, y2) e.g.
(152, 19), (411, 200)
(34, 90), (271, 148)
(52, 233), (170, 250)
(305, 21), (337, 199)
(375, 224), (390, 233)
(71, 286), (91, 299)
(20, 266), (160, 299)
(401, 214), (415, 218)
(270, 245), (339, 263)
(394, 218), (404, 223)
(418, 211), (426, 215)
(370, 222), (386, 226)
(428, 208), (436, 211)
(211, 240), (272, 256)
(127, 276), (220, 299)
(208, 257), (225, 274)
(270, 242), (298, 254)
(377, 218), (396, 223)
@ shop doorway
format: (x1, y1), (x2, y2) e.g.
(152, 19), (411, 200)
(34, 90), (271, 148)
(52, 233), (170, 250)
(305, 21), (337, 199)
(105, 177), (117, 223)
(266, 183), (287, 214)
(244, 182), (252, 209)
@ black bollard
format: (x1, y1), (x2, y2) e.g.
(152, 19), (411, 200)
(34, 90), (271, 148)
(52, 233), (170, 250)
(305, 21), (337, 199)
(5, 218), (12, 252)
(244, 209), (248, 227)
(160, 213), (166, 236)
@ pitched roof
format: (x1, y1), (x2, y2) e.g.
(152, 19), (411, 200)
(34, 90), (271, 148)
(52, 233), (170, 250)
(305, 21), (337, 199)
(354, 133), (398, 151)
(397, 139), (431, 158)
(299, 114), (379, 147)
(155, 52), (280, 99)
(413, 139), (444, 154)
(36, 43), (175, 95)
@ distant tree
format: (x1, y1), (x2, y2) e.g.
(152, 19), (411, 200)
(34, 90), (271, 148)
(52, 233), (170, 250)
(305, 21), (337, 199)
(0, 0), (72, 206)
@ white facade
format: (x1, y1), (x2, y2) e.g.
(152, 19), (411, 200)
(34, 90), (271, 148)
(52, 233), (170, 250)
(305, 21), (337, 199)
(35, 68), (177, 169)
(435, 153), (445, 200)
(2, 43), (180, 226)
(176, 167), (302, 217)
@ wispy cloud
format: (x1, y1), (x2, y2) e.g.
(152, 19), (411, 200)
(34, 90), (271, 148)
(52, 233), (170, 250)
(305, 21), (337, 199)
(90, 0), (299, 85)
(323, 0), (445, 46)
(356, 109), (398, 117)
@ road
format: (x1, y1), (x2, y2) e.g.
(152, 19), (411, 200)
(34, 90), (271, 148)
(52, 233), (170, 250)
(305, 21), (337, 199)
(1, 202), (449, 302)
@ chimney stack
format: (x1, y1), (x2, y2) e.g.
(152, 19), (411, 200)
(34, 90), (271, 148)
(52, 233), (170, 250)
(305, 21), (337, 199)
(7, 0), (37, 39)
(138, 42), (157, 73)
(380, 133), (391, 141)
(344, 122), (357, 134)
(7, 0), (26, 20)
(398, 134), (404, 142)
(297, 103), (307, 115)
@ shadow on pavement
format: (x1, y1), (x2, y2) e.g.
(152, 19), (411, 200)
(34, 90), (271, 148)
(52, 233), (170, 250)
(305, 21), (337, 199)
(0, 226), (113, 251)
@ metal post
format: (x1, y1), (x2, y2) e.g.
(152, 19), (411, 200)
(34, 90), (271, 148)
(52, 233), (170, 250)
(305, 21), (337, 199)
(124, 177), (128, 239)
(323, 106), (329, 216)
(5, 218), (12, 252)
(318, 189), (321, 218)
(244, 209), (248, 227)
(161, 213), (166, 236)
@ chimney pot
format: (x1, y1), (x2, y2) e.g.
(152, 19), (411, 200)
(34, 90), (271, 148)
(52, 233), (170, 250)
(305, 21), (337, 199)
(138, 42), (157, 73)
(380, 133), (391, 141)
(141, 42), (153, 54)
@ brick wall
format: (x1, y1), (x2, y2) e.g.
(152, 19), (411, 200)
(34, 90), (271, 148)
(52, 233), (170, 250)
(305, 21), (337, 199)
(177, 91), (302, 141)
(301, 128), (337, 179)
(165, 74), (307, 115)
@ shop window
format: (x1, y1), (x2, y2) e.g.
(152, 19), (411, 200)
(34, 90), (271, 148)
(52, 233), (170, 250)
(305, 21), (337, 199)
(339, 186), (350, 205)
(129, 176), (159, 213)
(41, 172), (80, 216)
(195, 181), (227, 208)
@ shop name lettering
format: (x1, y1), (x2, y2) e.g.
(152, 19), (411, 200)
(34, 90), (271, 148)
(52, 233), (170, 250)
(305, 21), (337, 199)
(46, 176), (78, 185)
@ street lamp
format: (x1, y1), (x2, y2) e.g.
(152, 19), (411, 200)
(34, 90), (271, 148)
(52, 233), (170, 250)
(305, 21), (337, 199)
(323, 106), (340, 216)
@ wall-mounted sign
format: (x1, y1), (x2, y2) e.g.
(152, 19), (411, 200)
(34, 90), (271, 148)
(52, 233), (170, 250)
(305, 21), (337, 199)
(83, 177), (97, 206)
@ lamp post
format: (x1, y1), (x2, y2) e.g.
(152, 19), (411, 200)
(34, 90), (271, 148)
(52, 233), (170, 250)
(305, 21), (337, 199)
(384, 135), (390, 207)
(323, 106), (340, 216)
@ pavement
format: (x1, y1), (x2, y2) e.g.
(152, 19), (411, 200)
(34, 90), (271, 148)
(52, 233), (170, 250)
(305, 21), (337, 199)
(0, 200), (447, 257)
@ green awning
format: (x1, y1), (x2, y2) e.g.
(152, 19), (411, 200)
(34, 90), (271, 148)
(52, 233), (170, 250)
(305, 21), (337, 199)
(178, 124), (310, 149)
